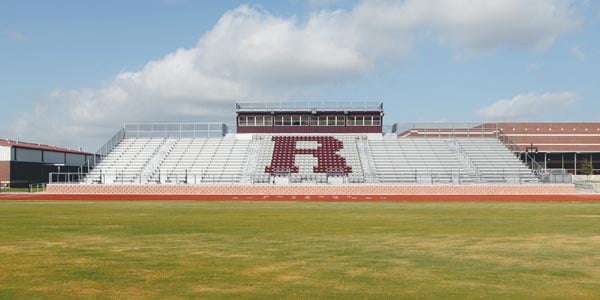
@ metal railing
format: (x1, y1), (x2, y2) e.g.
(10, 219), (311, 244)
(236, 101), (383, 112)
(28, 183), (46, 193)
(95, 127), (125, 165)
(49, 172), (86, 184)
(49, 167), (550, 185)
(123, 123), (228, 138)
(497, 130), (546, 176)
(368, 168), (538, 185)
(393, 123), (499, 138)
(539, 169), (572, 183)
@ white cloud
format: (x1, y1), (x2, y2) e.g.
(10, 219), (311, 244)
(196, 6), (371, 86)
(476, 92), (579, 120)
(353, 0), (581, 52)
(10, 1), (583, 150)
(14, 48), (244, 150)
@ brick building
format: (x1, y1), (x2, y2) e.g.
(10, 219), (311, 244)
(0, 139), (94, 188)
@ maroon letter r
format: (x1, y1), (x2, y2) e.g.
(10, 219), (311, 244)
(265, 136), (352, 174)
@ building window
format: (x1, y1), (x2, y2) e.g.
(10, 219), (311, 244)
(264, 116), (273, 126)
(327, 117), (336, 126)
(261, 115), (347, 126)
(346, 115), (380, 126)
(310, 116), (319, 126)
(318, 116), (326, 126)
(239, 115), (278, 126)
(373, 116), (381, 126)
(300, 116), (309, 126)
(356, 116), (364, 126)
(346, 116), (355, 126)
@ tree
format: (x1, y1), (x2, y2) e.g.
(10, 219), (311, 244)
(579, 158), (594, 179)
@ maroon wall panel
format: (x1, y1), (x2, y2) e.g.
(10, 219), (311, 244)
(237, 126), (381, 134)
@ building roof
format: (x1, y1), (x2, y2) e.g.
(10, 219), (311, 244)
(0, 139), (92, 155)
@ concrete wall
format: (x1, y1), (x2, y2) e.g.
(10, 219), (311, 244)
(46, 184), (577, 195)
(575, 182), (600, 193)
(574, 175), (600, 181)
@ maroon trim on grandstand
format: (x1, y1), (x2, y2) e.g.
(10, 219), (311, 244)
(236, 110), (383, 134)
(237, 126), (381, 134)
(0, 139), (91, 155)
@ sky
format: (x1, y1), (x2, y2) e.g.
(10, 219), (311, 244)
(1, 0), (599, 151)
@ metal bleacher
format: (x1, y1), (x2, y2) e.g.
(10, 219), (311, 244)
(368, 137), (471, 183)
(86, 138), (164, 183)
(152, 137), (251, 184)
(84, 122), (539, 185)
(454, 138), (538, 183)
(249, 135), (366, 184)
(368, 137), (538, 184)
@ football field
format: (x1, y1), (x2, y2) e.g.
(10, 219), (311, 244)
(1, 201), (599, 298)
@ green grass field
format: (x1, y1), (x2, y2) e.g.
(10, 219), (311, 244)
(1, 201), (600, 299)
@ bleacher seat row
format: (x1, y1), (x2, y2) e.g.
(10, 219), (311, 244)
(85, 135), (538, 184)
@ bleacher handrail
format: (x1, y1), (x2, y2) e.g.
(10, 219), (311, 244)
(123, 123), (227, 138)
(95, 127), (125, 164)
(497, 129), (546, 175)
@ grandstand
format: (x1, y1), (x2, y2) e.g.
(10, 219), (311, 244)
(73, 102), (552, 187)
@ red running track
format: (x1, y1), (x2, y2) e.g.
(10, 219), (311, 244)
(2, 193), (600, 202)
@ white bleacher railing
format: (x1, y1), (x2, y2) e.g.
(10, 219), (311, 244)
(95, 127), (125, 165)
(123, 123), (227, 138)
(393, 123), (499, 137)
